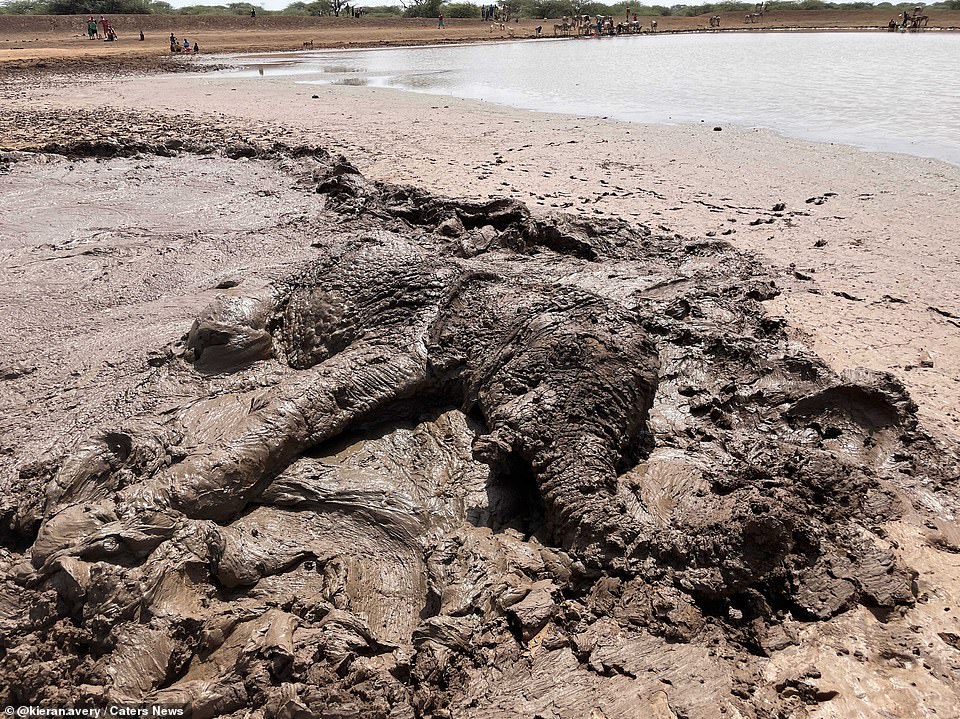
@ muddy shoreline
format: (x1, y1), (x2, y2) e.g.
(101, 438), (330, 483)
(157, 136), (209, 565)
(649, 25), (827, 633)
(1, 49), (960, 719)
(8, 21), (958, 81)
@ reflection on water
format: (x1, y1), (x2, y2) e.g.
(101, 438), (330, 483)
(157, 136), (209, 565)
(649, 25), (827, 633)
(225, 33), (960, 164)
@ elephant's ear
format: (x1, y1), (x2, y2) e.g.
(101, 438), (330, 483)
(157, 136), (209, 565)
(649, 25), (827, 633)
(282, 286), (355, 370)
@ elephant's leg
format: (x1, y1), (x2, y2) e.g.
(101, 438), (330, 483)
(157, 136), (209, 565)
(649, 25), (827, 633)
(473, 310), (658, 564)
(31, 346), (429, 571)
(121, 345), (430, 522)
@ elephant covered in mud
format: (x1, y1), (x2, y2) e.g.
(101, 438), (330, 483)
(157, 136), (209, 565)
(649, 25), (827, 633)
(30, 238), (658, 577)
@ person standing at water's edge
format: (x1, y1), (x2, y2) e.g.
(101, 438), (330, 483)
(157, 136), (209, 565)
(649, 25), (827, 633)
(438, 13), (444, 29)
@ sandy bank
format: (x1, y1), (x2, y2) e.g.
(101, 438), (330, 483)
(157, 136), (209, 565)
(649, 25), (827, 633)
(1, 10), (958, 68)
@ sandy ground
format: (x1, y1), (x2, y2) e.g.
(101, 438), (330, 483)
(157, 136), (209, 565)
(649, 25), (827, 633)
(1, 10), (958, 66)
(4, 63), (956, 442)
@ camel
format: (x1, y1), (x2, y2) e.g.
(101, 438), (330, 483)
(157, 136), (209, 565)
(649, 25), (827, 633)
(900, 8), (929, 28)
(745, 2), (766, 23)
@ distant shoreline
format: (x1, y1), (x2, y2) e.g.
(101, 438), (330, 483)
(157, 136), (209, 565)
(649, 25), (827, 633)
(1, 11), (958, 73)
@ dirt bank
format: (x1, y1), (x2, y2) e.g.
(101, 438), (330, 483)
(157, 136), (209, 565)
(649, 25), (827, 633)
(1, 10), (958, 67)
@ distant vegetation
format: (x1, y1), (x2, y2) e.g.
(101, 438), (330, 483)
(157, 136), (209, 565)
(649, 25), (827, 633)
(1, 0), (958, 17)
(0, 0), (266, 12)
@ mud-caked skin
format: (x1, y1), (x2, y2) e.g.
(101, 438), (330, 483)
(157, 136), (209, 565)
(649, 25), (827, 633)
(3, 145), (958, 718)
(31, 239), (658, 572)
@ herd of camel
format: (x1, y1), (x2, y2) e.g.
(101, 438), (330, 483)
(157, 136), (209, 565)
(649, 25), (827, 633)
(551, 3), (767, 36)
(298, 2), (935, 43)
(551, 14), (657, 36)
(544, 2), (933, 37)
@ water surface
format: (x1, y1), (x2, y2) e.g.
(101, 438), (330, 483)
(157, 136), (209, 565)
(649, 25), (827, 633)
(225, 33), (960, 165)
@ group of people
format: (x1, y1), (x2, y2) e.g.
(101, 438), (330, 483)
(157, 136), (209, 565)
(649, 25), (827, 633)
(85, 16), (117, 41)
(170, 32), (200, 54)
(84, 17), (148, 42)
(608, 8), (658, 34)
(598, 15), (643, 35)
(479, 5), (500, 21)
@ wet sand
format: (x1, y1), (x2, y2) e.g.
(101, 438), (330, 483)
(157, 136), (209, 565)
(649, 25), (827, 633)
(2, 117), (959, 719)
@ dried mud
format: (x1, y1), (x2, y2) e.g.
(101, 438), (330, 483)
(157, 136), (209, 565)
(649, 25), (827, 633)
(1, 134), (959, 718)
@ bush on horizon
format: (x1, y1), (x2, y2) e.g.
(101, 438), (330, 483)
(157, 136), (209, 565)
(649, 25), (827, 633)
(402, 0), (440, 16)
(1, 0), (954, 15)
(280, 0), (330, 13)
(442, 1), (480, 16)
(0, 0), (270, 12)
(362, 3), (403, 13)
(174, 2), (266, 13)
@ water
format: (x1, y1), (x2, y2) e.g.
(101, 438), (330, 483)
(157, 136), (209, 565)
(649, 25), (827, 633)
(225, 33), (960, 165)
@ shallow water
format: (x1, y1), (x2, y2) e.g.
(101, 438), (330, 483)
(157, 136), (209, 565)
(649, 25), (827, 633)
(224, 32), (960, 165)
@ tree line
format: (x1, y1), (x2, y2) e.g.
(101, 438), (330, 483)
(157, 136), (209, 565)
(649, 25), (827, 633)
(2, 0), (957, 17)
